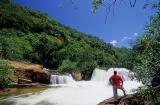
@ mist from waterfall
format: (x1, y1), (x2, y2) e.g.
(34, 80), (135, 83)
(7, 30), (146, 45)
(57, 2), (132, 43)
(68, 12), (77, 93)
(6, 68), (143, 105)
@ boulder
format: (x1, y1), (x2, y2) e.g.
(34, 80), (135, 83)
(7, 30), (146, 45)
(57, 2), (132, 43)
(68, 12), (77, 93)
(98, 94), (147, 105)
(72, 70), (82, 81)
(8, 60), (50, 84)
(18, 78), (32, 84)
(31, 71), (51, 84)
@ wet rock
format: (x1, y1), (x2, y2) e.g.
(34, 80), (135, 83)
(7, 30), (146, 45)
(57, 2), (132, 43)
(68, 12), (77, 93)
(98, 94), (147, 105)
(18, 78), (32, 84)
(72, 70), (82, 81)
(9, 60), (50, 84)
(31, 71), (51, 84)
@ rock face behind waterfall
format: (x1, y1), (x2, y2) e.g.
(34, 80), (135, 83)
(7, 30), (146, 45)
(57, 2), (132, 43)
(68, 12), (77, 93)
(72, 70), (82, 81)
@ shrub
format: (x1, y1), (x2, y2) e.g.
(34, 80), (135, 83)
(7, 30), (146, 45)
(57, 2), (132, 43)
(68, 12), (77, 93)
(0, 60), (13, 89)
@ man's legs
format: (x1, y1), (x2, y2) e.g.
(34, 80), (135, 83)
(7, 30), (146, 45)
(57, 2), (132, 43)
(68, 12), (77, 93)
(113, 87), (118, 102)
(119, 86), (126, 96)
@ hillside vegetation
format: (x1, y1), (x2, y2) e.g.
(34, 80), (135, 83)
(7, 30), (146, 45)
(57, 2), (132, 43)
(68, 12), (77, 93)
(0, 1), (127, 79)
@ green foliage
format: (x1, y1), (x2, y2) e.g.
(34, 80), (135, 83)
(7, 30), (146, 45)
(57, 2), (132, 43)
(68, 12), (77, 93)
(124, 2), (160, 84)
(137, 86), (160, 105)
(59, 59), (78, 73)
(0, 60), (13, 89)
(127, 3), (160, 104)
(132, 22), (160, 84)
(0, 1), (122, 79)
(0, 0), (10, 4)
(78, 60), (98, 80)
(91, 0), (102, 13)
(0, 28), (33, 60)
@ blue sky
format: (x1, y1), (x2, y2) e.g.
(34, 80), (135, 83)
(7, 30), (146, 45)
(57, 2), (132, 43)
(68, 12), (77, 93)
(13, 0), (154, 48)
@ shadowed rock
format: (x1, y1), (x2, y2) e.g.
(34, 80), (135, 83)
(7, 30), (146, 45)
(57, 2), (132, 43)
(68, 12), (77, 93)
(98, 94), (147, 105)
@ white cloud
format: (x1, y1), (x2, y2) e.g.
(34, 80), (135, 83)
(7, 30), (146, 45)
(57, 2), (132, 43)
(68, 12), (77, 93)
(121, 32), (138, 42)
(134, 33), (138, 36)
(121, 36), (132, 42)
(110, 40), (118, 46)
(119, 32), (139, 48)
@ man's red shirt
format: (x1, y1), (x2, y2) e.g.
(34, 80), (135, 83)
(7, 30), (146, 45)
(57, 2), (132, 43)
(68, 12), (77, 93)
(109, 75), (122, 88)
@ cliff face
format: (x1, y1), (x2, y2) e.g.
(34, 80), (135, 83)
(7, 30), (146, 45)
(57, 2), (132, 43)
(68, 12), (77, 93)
(8, 60), (50, 84)
(9, 61), (48, 74)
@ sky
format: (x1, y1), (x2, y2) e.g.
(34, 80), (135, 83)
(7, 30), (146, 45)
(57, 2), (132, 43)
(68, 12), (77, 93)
(13, 0), (154, 48)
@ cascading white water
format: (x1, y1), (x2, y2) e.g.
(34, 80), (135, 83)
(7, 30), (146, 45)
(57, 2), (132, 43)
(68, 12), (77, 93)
(50, 74), (75, 84)
(6, 68), (143, 105)
(91, 68), (108, 81)
(92, 68), (134, 81)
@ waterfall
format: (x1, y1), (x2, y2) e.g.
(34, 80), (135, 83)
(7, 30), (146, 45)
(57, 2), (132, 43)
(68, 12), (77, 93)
(50, 68), (134, 84)
(91, 68), (108, 81)
(50, 74), (75, 84)
(105, 68), (134, 81)
(91, 68), (135, 83)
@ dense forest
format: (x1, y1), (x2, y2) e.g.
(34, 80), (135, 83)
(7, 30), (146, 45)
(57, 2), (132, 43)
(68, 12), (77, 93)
(0, 0), (129, 80)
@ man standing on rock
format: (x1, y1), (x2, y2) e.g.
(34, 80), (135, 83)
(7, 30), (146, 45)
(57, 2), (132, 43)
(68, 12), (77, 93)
(109, 70), (126, 104)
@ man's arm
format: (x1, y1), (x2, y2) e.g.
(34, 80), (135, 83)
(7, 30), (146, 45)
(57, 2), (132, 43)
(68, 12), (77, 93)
(121, 79), (123, 86)
(109, 76), (112, 84)
(119, 76), (123, 86)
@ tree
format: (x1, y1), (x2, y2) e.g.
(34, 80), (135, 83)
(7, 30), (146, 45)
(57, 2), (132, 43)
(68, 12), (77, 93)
(0, 0), (10, 3)
(0, 60), (13, 89)
(132, 2), (160, 84)
(91, 0), (137, 13)
(59, 59), (78, 73)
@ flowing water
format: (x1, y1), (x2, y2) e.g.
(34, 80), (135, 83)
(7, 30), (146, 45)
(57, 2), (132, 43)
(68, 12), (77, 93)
(0, 68), (143, 105)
